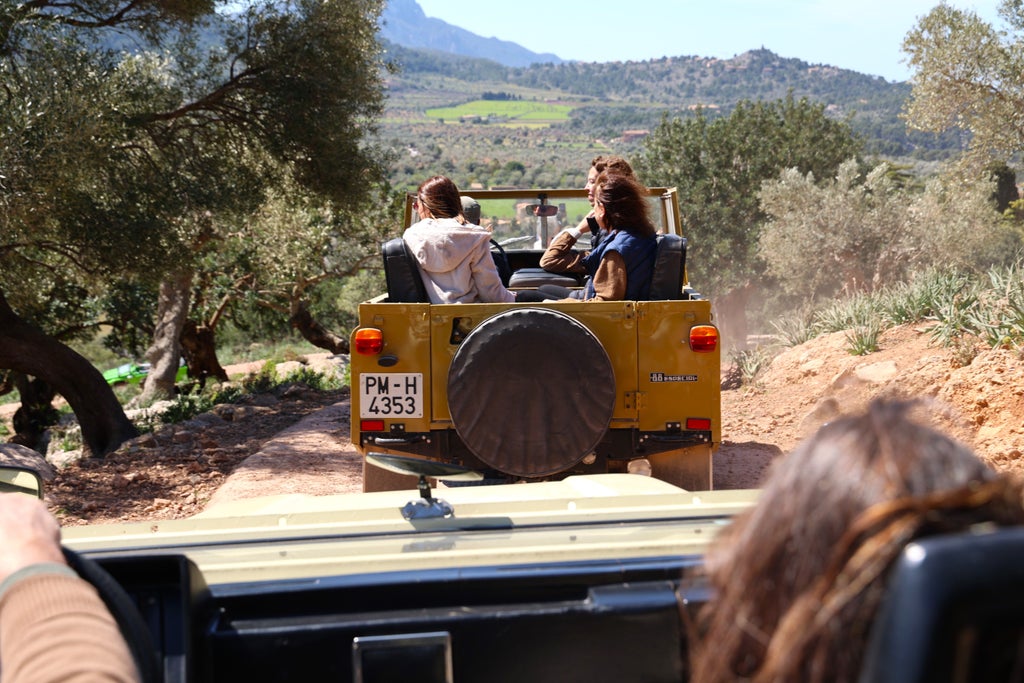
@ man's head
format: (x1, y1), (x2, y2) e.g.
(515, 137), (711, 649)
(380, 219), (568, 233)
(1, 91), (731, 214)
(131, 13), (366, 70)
(461, 196), (481, 225)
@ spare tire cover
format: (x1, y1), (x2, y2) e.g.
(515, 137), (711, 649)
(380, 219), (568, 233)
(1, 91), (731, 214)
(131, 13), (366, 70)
(447, 307), (615, 477)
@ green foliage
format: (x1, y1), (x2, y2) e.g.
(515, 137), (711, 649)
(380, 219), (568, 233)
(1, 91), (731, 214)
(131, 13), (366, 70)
(425, 100), (572, 125)
(759, 161), (1022, 304)
(244, 0), (390, 204)
(759, 161), (905, 299)
(160, 392), (215, 424)
(69, 336), (128, 376)
(215, 334), (323, 365)
(333, 270), (387, 332)
(764, 260), (1024, 358)
(635, 94), (862, 298)
(927, 286), (981, 348)
(957, 263), (1024, 349)
(730, 347), (775, 385)
(160, 378), (245, 424)
(903, 1), (1024, 164)
(987, 161), (1021, 212)
(380, 44), (965, 198)
(814, 294), (877, 334)
(845, 319), (882, 356)
(155, 361), (341, 425)
(190, 178), (399, 353)
(240, 362), (280, 395)
(876, 269), (971, 326)
(1, 0), (392, 386)
(278, 366), (345, 391)
(770, 313), (818, 347)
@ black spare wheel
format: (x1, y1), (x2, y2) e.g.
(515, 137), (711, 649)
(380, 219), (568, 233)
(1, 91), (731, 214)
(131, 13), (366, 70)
(447, 308), (615, 477)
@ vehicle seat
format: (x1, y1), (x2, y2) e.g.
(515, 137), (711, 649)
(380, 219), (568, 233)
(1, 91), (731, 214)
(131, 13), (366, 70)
(648, 234), (687, 300)
(507, 268), (582, 289)
(858, 526), (1024, 683)
(382, 237), (429, 303)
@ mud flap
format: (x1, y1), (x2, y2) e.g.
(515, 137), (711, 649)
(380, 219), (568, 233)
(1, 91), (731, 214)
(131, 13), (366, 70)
(362, 457), (422, 493)
(647, 444), (713, 491)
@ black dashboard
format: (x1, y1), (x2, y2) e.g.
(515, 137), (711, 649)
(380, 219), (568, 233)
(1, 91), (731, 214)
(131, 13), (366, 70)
(96, 551), (707, 683)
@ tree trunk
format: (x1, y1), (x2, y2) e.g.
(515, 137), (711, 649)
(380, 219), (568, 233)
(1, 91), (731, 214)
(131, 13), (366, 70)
(9, 373), (59, 451)
(141, 271), (192, 403)
(0, 291), (138, 457)
(179, 320), (228, 388)
(289, 302), (350, 354)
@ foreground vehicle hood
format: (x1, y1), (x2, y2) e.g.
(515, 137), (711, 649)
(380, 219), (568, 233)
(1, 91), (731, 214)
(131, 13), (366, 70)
(63, 474), (756, 585)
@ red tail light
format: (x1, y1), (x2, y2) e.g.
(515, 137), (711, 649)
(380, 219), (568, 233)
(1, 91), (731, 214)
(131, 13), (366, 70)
(360, 419), (385, 432)
(686, 417), (712, 431)
(689, 325), (718, 353)
(354, 328), (384, 355)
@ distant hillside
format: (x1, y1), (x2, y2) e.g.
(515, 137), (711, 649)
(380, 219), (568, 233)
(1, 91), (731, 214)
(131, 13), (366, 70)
(379, 0), (562, 68)
(383, 45), (961, 160)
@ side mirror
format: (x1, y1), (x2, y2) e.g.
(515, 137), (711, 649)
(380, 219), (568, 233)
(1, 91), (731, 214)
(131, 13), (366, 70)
(0, 466), (44, 497)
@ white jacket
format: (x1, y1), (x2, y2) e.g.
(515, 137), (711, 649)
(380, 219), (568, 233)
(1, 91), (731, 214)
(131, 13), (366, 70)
(402, 218), (516, 304)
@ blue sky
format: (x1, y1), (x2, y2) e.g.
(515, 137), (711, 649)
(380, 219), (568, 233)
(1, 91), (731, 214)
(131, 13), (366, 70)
(414, 0), (1003, 82)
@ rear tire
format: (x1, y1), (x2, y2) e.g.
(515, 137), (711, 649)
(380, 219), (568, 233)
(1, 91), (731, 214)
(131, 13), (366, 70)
(447, 308), (615, 478)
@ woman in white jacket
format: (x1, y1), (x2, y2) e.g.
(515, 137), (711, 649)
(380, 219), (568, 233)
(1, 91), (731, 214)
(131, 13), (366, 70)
(403, 175), (519, 304)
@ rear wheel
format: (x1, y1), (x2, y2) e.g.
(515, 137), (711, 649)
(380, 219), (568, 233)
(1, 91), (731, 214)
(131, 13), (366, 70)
(447, 308), (615, 478)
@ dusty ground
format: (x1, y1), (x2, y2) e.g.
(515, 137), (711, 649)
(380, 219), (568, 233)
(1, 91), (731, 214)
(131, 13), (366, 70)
(716, 324), (1024, 488)
(5, 324), (1024, 525)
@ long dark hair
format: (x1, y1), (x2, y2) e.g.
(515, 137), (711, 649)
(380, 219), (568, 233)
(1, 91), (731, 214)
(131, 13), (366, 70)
(593, 172), (655, 237)
(417, 175), (466, 224)
(689, 399), (1024, 683)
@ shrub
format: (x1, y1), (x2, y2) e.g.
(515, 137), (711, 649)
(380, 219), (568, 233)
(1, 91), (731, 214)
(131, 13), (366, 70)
(846, 319), (882, 356)
(771, 313), (817, 347)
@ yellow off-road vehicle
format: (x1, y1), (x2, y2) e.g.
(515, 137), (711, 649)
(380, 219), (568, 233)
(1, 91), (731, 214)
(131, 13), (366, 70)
(349, 187), (721, 492)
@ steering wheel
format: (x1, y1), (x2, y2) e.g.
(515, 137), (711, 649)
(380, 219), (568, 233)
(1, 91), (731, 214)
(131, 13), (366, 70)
(489, 238), (513, 286)
(62, 547), (162, 683)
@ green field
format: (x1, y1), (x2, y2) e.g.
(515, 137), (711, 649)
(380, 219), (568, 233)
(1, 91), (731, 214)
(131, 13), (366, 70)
(474, 197), (591, 219)
(425, 99), (573, 126)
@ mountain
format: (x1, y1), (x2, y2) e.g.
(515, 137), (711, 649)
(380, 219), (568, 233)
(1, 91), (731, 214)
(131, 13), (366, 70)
(383, 44), (959, 161)
(379, 0), (562, 68)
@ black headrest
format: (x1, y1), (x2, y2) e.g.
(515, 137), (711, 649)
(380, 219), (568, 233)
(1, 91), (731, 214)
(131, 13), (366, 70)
(859, 526), (1024, 683)
(648, 234), (687, 300)
(382, 237), (429, 303)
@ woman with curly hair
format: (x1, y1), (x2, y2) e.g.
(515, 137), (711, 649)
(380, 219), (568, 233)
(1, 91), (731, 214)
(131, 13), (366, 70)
(689, 399), (1024, 683)
(539, 171), (657, 301)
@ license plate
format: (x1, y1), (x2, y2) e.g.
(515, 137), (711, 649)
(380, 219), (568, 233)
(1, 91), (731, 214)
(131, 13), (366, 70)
(359, 373), (423, 419)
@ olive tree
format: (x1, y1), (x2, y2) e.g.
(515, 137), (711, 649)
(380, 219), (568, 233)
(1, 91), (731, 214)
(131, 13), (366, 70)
(180, 180), (402, 374)
(634, 95), (863, 300)
(758, 160), (1020, 301)
(903, 1), (1024, 164)
(634, 95), (862, 345)
(0, 0), (390, 453)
